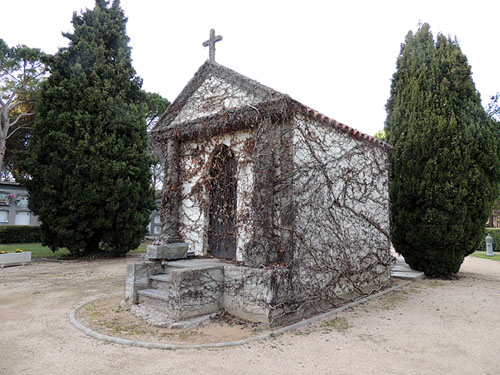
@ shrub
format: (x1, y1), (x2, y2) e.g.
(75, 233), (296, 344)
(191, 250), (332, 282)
(385, 24), (500, 276)
(25, 1), (155, 258)
(0, 225), (41, 243)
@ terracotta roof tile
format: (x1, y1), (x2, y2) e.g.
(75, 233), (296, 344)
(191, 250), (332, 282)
(299, 105), (392, 150)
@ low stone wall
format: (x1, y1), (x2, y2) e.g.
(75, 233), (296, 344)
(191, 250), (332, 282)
(125, 257), (392, 326)
(222, 265), (289, 323)
(268, 265), (393, 325)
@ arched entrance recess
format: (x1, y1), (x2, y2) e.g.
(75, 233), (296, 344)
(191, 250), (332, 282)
(208, 145), (237, 259)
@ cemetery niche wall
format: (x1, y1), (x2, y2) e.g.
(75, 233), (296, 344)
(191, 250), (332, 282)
(124, 60), (394, 326)
(0, 181), (40, 226)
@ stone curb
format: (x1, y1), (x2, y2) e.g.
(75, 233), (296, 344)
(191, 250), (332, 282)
(69, 280), (412, 350)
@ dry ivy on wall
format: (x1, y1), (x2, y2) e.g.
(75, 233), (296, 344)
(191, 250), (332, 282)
(151, 67), (394, 322)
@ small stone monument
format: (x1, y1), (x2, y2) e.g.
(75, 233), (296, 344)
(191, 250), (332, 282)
(485, 234), (494, 256)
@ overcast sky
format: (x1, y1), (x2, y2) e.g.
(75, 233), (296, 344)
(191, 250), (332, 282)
(1, 0), (498, 135)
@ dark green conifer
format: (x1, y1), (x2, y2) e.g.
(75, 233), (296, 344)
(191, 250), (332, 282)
(385, 24), (500, 276)
(26, 0), (155, 257)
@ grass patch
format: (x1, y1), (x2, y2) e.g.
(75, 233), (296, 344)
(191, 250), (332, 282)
(0, 241), (151, 259)
(471, 251), (500, 261)
(0, 243), (70, 259)
(321, 316), (350, 333)
(130, 241), (150, 254)
(376, 291), (410, 310)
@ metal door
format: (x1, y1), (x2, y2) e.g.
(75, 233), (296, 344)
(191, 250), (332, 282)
(208, 146), (237, 259)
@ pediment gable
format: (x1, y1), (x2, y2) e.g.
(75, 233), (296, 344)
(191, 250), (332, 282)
(153, 62), (284, 132)
(169, 75), (263, 125)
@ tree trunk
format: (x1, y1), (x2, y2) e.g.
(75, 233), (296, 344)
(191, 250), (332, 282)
(0, 100), (9, 177)
(85, 234), (101, 255)
(0, 134), (6, 179)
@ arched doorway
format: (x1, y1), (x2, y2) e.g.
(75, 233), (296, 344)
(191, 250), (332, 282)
(208, 145), (237, 259)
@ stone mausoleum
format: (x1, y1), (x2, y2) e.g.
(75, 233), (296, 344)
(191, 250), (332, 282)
(124, 31), (394, 326)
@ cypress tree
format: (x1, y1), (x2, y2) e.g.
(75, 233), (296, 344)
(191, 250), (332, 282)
(385, 24), (500, 276)
(26, 0), (155, 257)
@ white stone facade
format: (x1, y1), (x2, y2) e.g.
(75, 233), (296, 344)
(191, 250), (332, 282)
(178, 130), (254, 261)
(171, 75), (263, 126)
(290, 115), (392, 298)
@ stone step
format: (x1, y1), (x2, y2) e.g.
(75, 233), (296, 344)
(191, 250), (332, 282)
(165, 258), (226, 269)
(137, 281), (222, 320)
(391, 270), (425, 279)
(137, 289), (177, 316)
(150, 274), (172, 282)
(137, 288), (171, 301)
(137, 262), (225, 321)
(149, 263), (225, 292)
(150, 274), (175, 292)
(392, 265), (414, 272)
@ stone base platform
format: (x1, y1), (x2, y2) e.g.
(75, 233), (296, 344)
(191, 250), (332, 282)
(125, 256), (393, 326)
(125, 258), (285, 324)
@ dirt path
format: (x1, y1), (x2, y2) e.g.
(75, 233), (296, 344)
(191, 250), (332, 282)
(1, 255), (499, 375)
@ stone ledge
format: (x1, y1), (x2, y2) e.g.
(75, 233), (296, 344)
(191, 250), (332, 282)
(145, 243), (188, 260)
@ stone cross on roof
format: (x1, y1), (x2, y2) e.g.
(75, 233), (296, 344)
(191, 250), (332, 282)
(202, 29), (223, 63)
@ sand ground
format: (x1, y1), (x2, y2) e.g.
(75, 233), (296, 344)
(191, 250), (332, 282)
(1, 254), (499, 375)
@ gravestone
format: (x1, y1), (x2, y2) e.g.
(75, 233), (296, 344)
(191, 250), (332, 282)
(485, 234), (494, 256)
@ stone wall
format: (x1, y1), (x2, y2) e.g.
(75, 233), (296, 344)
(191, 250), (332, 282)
(282, 114), (393, 312)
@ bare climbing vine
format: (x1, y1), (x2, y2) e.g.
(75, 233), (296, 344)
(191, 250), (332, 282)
(151, 66), (394, 324)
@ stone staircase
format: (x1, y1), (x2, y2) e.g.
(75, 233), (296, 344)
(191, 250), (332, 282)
(136, 259), (225, 321)
(125, 256), (279, 325)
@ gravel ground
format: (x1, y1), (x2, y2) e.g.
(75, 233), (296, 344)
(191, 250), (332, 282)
(1, 254), (499, 375)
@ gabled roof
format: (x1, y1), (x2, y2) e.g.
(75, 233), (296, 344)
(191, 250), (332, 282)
(152, 61), (392, 151)
(152, 61), (284, 133)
